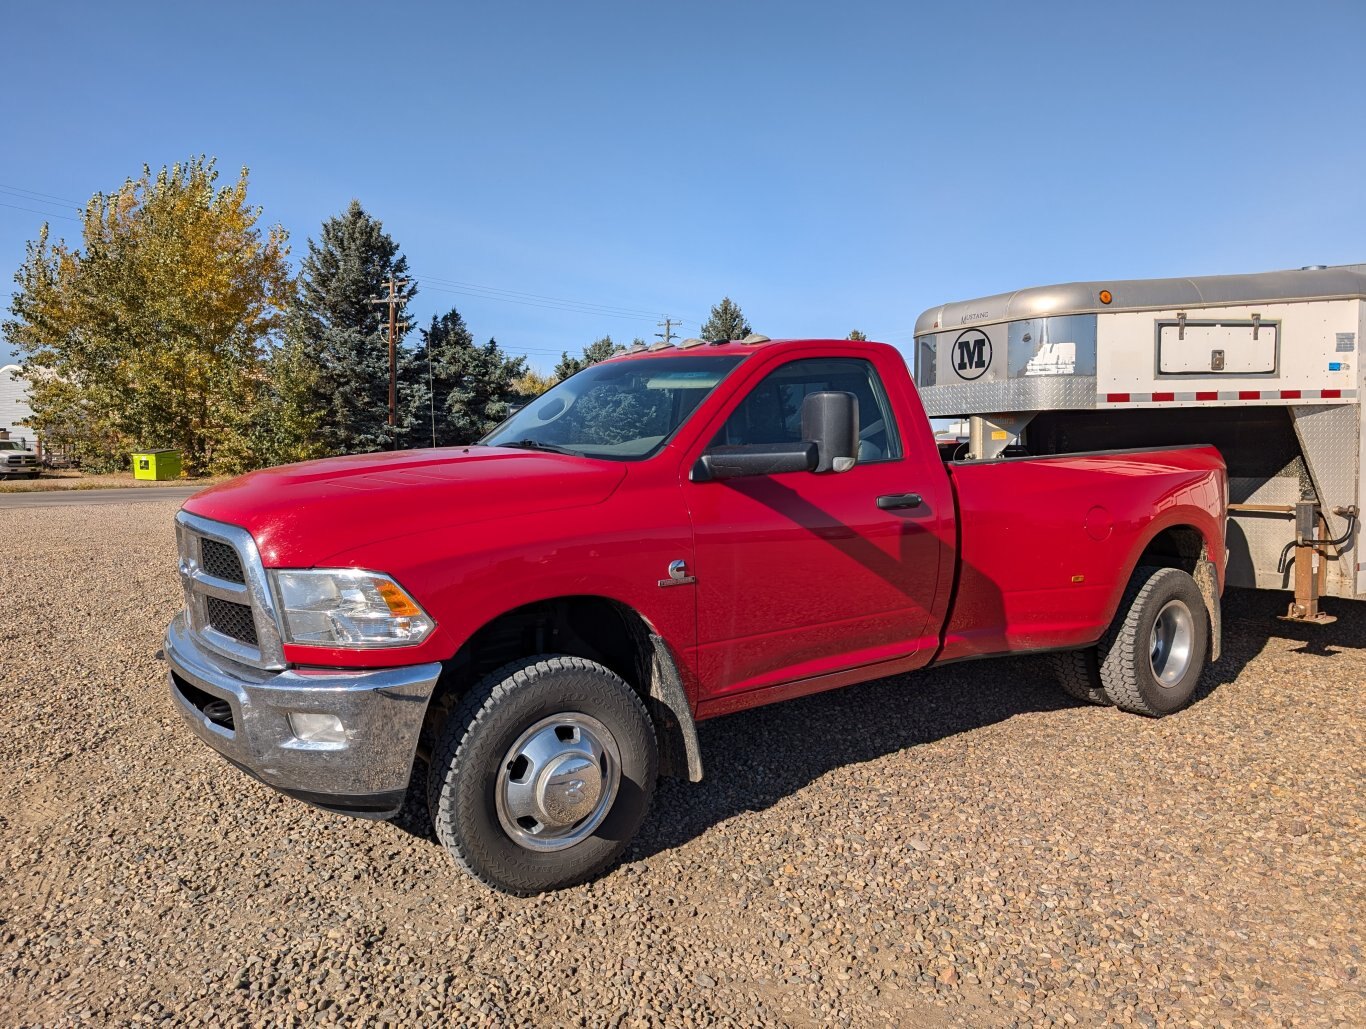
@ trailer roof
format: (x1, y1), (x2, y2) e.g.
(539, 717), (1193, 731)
(914, 263), (1366, 336)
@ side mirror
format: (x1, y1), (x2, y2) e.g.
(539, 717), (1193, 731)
(801, 391), (859, 473)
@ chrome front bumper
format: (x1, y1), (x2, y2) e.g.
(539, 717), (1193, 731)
(165, 613), (442, 818)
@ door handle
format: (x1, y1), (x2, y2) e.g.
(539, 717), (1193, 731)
(876, 492), (923, 510)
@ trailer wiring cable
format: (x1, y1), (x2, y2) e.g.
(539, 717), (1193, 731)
(1277, 507), (1359, 574)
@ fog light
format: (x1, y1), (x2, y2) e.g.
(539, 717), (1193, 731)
(289, 712), (347, 744)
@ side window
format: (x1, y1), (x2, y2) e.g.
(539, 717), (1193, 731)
(710, 357), (902, 463)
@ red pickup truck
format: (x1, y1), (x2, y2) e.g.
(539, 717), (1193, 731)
(166, 338), (1226, 893)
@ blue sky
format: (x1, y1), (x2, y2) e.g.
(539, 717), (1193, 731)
(3, 1), (1364, 373)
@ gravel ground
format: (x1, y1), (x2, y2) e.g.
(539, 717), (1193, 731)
(1, 501), (1362, 1027)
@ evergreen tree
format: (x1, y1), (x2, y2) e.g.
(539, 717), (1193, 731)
(294, 200), (420, 454)
(700, 297), (752, 341)
(253, 329), (328, 466)
(847, 330), (868, 341)
(422, 309), (527, 445)
(554, 335), (627, 380)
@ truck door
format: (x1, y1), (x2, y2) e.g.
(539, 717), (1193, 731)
(683, 354), (945, 704)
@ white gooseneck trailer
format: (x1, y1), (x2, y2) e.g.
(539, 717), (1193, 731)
(914, 264), (1364, 621)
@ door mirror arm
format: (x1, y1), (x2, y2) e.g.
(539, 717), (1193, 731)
(691, 442), (817, 482)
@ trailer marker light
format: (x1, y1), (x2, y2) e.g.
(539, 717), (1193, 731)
(1099, 290), (1113, 305)
(1071, 575), (1085, 583)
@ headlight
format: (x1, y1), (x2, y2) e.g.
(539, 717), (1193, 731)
(270, 569), (435, 648)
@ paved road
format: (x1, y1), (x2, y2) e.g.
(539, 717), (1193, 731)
(0, 486), (200, 509)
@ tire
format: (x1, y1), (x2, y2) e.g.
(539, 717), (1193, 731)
(1097, 566), (1208, 717)
(1049, 648), (1110, 706)
(428, 655), (658, 895)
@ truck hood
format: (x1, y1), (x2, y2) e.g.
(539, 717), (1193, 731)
(182, 446), (628, 567)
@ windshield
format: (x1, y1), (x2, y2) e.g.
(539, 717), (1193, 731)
(483, 354), (745, 460)
(0, 442), (20, 450)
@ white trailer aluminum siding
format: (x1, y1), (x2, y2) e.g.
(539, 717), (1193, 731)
(0, 365), (35, 443)
(913, 266), (1365, 602)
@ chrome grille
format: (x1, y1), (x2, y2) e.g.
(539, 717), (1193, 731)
(175, 511), (285, 670)
(206, 597), (259, 646)
(200, 538), (245, 583)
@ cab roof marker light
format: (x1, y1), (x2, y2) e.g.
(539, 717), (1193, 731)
(741, 334), (771, 345)
(678, 337), (707, 348)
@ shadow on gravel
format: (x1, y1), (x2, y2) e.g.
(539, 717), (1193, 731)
(385, 586), (1364, 865)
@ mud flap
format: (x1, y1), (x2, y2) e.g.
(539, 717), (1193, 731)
(1194, 558), (1222, 663)
(648, 634), (704, 782)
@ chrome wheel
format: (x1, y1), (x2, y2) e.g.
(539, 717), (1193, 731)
(495, 713), (621, 852)
(1149, 599), (1194, 688)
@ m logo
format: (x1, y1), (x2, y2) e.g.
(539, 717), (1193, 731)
(951, 329), (992, 381)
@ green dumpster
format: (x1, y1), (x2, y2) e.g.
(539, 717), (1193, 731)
(132, 449), (182, 481)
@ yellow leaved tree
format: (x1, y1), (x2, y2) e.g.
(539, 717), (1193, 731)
(5, 158), (293, 474)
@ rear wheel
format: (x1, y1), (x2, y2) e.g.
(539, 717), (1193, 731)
(1097, 566), (1208, 717)
(1049, 648), (1109, 706)
(428, 655), (657, 895)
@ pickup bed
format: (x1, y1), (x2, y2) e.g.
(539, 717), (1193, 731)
(166, 338), (1225, 893)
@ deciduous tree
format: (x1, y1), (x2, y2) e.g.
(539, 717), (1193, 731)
(512, 369), (557, 397)
(4, 159), (292, 473)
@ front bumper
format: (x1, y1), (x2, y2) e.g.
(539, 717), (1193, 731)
(165, 613), (442, 818)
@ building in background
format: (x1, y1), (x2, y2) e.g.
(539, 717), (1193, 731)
(1, 364), (35, 446)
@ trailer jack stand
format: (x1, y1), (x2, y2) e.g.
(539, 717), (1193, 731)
(1277, 501), (1340, 626)
(1278, 539), (1336, 625)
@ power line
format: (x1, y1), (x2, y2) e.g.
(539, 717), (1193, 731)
(413, 278), (698, 324)
(416, 281), (700, 325)
(413, 271), (668, 319)
(0, 183), (86, 205)
(0, 201), (81, 222)
(0, 180), (698, 325)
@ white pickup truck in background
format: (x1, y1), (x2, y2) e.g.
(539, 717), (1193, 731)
(0, 437), (40, 479)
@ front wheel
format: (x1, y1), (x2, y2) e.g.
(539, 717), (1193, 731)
(428, 655), (658, 895)
(1097, 566), (1209, 717)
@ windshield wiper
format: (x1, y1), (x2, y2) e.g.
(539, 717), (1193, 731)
(498, 438), (583, 456)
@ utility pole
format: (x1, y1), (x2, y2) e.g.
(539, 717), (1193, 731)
(370, 277), (408, 446)
(655, 317), (683, 346)
(426, 334), (436, 449)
